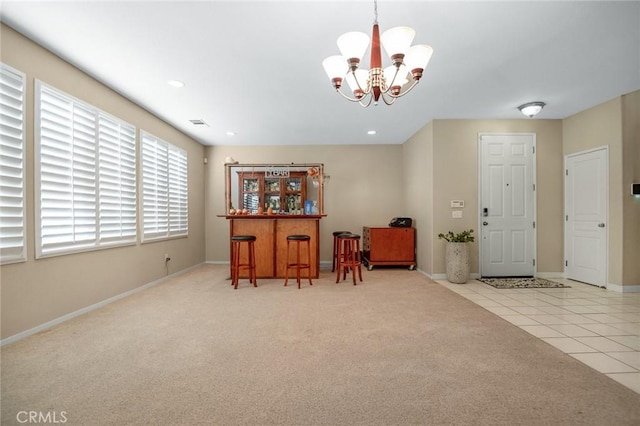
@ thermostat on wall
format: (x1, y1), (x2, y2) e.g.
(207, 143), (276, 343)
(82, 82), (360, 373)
(450, 200), (464, 208)
(633, 183), (640, 195)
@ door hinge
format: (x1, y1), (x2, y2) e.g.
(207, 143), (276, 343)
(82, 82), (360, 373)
(533, 221), (536, 229)
(533, 183), (536, 191)
(532, 146), (535, 154)
(566, 169), (568, 176)
(565, 260), (568, 267)
(566, 215), (568, 221)
(533, 259), (536, 266)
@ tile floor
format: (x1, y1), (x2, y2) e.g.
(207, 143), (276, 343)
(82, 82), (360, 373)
(436, 278), (640, 395)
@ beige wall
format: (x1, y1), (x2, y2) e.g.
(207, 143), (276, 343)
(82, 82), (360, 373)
(563, 97), (625, 285)
(0, 25), (206, 339)
(622, 91), (640, 285)
(205, 145), (405, 264)
(404, 119), (564, 277)
(403, 121), (434, 275)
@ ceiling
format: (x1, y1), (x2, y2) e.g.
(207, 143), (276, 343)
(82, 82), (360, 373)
(2, 1), (639, 147)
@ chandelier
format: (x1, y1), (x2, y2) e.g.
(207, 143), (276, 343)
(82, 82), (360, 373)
(322, 0), (434, 107)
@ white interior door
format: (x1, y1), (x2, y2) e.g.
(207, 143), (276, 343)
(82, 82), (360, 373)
(565, 148), (607, 287)
(480, 134), (535, 277)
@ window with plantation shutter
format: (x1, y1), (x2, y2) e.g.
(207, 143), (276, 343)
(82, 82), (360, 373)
(35, 81), (136, 257)
(141, 132), (188, 242)
(0, 63), (26, 264)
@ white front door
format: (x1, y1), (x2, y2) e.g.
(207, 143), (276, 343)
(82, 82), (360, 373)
(480, 134), (535, 277)
(565, 148), (608, 287)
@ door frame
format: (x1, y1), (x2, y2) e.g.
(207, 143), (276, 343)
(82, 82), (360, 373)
(477, 132), (537, 277)
(563, 146), (609, 287)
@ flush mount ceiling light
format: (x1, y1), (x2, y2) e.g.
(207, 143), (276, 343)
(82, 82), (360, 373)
(167, 80), (185, 88)
(322, 0), (434, 107)
(518, 101), (546, 118)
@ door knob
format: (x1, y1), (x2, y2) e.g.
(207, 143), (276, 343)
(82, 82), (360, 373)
(483, 221), (488, 226)
(598, 223), (605, 228)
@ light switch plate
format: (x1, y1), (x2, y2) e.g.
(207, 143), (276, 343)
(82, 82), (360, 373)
(452, 210), (463, 219)
(450, 200), (464, 208)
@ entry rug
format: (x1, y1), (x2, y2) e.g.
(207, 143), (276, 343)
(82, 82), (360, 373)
(478, 277), (570, 289)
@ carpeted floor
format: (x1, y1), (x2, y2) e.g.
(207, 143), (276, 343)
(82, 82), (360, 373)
(1, 264), (639, 425)
(478, 277), (570, 289)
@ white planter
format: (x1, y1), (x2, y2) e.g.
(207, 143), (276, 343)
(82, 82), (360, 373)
(445, 242), (470, 284)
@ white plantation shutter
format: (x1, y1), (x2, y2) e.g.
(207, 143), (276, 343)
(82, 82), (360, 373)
(141, 132), (188, 241)
(141, 134), (168, 239)
(168, 144), (188, 235)
(0, 64), (26, 264)
(99, 115), (136, 242)
(36, 82), (136, 257)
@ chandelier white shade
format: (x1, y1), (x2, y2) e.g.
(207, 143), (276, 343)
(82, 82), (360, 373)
(518, 101), (546, 118)
(322, 1), (434, 107)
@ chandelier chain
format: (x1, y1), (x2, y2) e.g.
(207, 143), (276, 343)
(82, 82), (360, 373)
(373, 0), (378, 24)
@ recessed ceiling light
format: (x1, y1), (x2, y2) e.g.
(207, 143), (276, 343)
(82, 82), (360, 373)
(167, 80), (185, 88)
(367, 130), (377, 135)
(189, 119), (209, 126)
(226, 131), (236, 136)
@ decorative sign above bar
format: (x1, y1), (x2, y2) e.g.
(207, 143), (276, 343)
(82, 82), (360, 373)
(265, 165), (290, 178)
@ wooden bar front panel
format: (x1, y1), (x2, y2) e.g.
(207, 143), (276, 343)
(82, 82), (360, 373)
(228, 217), (320, 278)
(231, 219), (276, 277)
(275, 219), (319, 278)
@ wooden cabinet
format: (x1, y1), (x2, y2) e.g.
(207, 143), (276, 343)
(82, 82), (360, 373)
(238, 172), (306, 214)
(362, 226), (416, 270)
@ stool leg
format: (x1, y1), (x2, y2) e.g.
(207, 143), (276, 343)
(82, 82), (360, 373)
(296, 240), (301, 289)
(351, 239), (361, 285)
(332, 235), (337, 272)
(232, 241), (240, 289)
(349, 240), (357, 285)
(356, 240), (363, 283)
(335, 238), (342, 283)
(343, 239), (350, 281)
(351, 241), (358, 285)
(230, 241), (233, 286)
(306, 239), (313, 287)
(249, 241), (257, 287)
(284, 239), (291, 287)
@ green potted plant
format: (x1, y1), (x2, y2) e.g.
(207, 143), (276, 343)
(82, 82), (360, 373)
(438, 229), (474, 284)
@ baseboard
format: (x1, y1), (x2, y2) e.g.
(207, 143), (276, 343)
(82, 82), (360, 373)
(416, 269), (431, 279)
(0, 262), (205, 347)
(205, 260), (229, 265)
(606, 283), (640, 293)
(319, 260), (332, 271)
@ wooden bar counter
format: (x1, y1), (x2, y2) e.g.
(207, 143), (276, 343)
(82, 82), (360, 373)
(222, 215), (325, 278)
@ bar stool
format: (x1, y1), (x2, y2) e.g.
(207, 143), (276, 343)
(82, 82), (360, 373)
(331, 230), (351, 272)
(284, 235), (313, 289)
(335, 233), (363, 285)
(230, 235), (257, 290)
